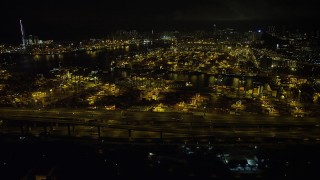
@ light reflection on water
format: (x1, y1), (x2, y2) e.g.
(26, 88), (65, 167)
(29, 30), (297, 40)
(2, 44), (259, 89)
(166, 72), (255, 89)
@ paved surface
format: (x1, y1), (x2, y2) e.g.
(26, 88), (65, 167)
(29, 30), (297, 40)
(0, 108), (319, 141)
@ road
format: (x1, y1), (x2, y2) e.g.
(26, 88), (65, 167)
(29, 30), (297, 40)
(0, 108), (319, 141)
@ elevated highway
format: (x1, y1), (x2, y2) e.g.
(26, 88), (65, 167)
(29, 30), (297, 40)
(0, 108), (319, 141)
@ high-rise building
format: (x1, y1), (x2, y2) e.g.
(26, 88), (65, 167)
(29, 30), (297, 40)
(268, 26), (276, 36)
(19, 20), (26, 49)
(213, 24), (217, 34)
(34, 36), (39, 45)
(28, 35), (33, 45)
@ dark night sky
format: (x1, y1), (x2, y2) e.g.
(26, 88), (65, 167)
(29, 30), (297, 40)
(1, 0), (319, 44)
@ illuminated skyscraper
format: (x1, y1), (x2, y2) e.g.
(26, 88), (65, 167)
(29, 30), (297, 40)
(19, 20), (26, 49)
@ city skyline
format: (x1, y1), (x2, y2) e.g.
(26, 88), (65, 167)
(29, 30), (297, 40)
(1, 1), (320, 179)
(1, 0), (320, 43)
